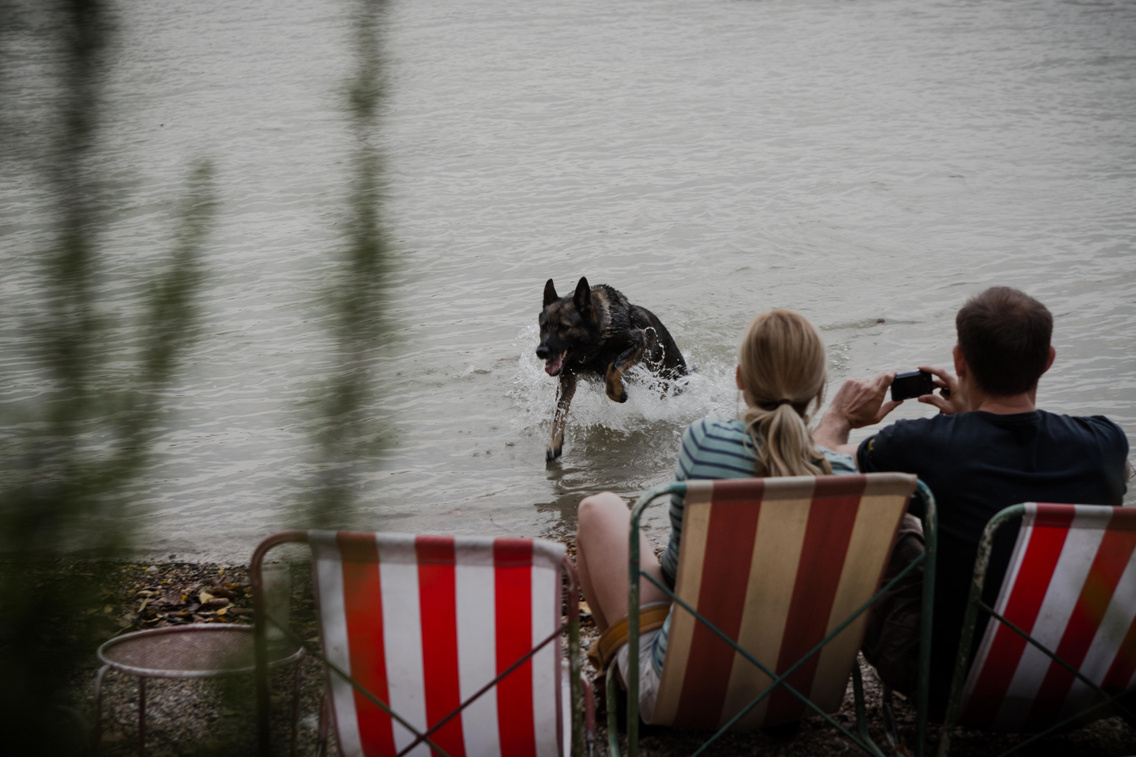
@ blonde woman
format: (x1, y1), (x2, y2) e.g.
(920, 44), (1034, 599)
(574, 310), (857, 721)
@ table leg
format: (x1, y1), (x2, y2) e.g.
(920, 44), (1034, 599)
(139, 677), (147, 757)
(93, 665), (110, 756)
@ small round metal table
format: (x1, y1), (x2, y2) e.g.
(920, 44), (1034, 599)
(94, 623), (303, 756)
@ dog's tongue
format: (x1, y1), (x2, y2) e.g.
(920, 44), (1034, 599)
(544, 352), (565, 377)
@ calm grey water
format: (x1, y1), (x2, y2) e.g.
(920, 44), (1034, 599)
(3, 0), (1134, 561)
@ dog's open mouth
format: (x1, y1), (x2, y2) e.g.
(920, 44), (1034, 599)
(544, 351), (567, 377)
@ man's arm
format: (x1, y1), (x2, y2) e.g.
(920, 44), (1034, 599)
(814, 371), (901, 459)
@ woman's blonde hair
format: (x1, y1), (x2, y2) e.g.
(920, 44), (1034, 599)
(737, 309), (832, 478)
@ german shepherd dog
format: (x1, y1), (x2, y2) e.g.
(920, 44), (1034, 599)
(537, 277), (688, 461)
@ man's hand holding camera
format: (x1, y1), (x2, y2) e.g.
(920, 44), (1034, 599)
(816, 367), (961, 455)
(913, 365), (965, 415)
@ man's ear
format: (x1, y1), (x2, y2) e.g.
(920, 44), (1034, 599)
(1042, 345), (1056, 375)
(573, 277), (591, 315)
(953, 345), (967, 378)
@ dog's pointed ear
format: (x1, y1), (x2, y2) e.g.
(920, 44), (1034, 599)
(574, 277), (591, 314)
(543, 279), (559, 307)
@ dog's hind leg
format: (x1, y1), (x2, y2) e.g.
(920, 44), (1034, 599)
(605, 331), (647, 403)
(547, 373), (577, 462)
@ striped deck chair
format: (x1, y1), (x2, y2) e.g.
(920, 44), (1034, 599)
(937, 503), (1136, 757)
(251, 531), (594, 757)
(617, 473), (936, 757)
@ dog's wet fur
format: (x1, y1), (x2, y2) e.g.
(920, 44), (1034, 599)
(536, 277), (688, 461)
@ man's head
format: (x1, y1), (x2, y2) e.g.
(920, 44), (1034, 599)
(955, 286), (1053, 396)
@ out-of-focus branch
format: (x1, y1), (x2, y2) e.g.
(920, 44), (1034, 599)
(301, 0), (392, 526)
(0, 1), (214, 752)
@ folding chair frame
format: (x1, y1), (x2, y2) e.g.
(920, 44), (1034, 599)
(616, 478), (937, 757)
(937, 504), (1136, 757)
(250, 530), (592, 757)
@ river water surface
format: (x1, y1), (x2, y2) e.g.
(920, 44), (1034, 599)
(3, 0), (1135, 561)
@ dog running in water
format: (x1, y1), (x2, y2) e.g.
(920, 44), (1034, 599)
(536, 277), (688, 461)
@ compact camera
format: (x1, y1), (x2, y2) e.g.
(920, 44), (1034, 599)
(890, 370), (935, 402)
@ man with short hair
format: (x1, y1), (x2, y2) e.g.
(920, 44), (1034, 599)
(815, 286), (1130, 708)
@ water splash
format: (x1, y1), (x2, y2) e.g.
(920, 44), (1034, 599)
(508, 323), (737, 442)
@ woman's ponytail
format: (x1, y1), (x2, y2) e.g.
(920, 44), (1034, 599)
(737, 311), (832, 478)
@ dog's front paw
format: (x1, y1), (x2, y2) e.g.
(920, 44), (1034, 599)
(605, 370), (629, 403)
(546, 443), (562, 462)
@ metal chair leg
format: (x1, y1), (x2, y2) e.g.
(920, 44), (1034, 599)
(606, 672), (622, 757)
(316, 694), (329, 757)
(852, 664), (888, 757)
(881, 684), (903, 754)
(290, 651), (304, 757)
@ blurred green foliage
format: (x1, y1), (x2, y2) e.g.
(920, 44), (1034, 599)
(300, 0), (391, 527)
(0, 1), (215, 751)
(0, 0), (390, 752)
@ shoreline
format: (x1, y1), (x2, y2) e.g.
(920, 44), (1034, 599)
(10, 557), (1134, 756)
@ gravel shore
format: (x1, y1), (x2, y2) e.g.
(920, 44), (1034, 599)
(64, 560), (1136, 756)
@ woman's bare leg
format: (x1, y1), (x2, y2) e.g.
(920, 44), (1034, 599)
(576, 491), (668, 632)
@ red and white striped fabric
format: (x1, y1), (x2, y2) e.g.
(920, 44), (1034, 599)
(958, 503), (1136, 731)
(310, 531), (569, 757)
(649, 473), (916, 730)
